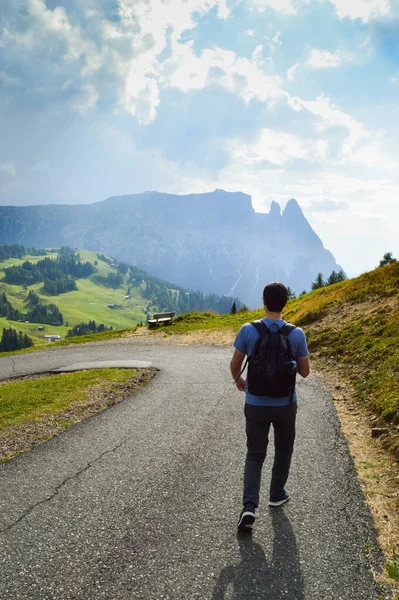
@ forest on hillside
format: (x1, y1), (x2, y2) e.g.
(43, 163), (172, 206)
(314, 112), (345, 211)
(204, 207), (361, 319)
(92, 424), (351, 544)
(3, 247), (95, 294)
(0, 246), (239, 334)
(97, 254), (239, 315)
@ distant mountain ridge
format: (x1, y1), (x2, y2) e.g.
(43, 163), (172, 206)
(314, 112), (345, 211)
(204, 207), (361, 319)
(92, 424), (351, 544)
(0, 190), (342, 307)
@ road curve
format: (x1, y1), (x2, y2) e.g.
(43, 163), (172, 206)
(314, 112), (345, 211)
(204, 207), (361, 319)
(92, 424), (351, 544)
(0, 340), (384, 599)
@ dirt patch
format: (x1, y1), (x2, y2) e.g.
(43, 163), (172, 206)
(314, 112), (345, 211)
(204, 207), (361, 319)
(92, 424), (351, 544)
(315, 361), (399, 593)
(158, 329), (236, 345)
(123, 327), (236, 346)
(0, 369), (157, 463)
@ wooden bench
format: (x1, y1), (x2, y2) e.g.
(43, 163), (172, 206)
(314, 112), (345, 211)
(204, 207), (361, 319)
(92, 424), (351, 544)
(147, 312), (176, 327)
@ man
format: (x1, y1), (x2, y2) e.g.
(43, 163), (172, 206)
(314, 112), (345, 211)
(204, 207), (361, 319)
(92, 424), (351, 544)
(230, 282), (310, 531)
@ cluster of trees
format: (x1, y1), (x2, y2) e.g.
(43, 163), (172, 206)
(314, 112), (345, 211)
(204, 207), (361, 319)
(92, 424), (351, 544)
(27, 304), (63, 326)
(43, 274), (77, 295)
(230, 301), (248, 314)
(66, 321), (112, 337)
(0, 327), (33, 352)
(0, 291), (64, 325)
(24, 291), (63, 324)
(379, 252), (397, 267)
(0, 292), (24, 321)
(143, 278), (238, 315)
(0, 244), (47, 262)
(96, 253), (115, 265)
(311, 269), (347, 291)
(3, 247), (95, 295)
(107, 272), (124, 289)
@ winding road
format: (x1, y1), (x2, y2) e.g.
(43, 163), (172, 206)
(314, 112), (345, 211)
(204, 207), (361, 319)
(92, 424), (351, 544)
(0, 339), (384, 599)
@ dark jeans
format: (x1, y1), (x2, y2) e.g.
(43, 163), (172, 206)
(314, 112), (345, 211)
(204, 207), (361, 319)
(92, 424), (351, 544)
(243, 402), (297, 507)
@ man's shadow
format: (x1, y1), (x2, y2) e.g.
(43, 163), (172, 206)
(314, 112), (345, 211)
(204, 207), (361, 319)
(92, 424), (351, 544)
(212, 510), (304, 600)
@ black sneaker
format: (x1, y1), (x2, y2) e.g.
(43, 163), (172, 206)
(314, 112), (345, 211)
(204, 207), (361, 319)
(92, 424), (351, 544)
(269, 490), (290, 507)
(237, 505), (256, 531)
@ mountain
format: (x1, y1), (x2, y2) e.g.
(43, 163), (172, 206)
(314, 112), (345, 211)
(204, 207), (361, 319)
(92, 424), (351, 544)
(0, 190), (342, 307)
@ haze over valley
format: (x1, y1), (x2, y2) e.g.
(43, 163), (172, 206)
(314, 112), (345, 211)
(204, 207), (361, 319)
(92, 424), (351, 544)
(0, 190), (342, 307)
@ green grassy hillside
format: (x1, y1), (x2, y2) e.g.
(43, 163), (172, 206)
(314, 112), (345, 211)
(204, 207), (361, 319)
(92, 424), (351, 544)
(0, 250), (146, 345)
(0, 247), (239, 347)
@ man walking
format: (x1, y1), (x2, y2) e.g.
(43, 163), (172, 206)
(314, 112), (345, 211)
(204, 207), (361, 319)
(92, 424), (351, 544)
(230, 282), (310, 531)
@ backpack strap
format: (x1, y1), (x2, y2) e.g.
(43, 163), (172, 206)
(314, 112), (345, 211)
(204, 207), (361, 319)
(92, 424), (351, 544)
(233, 321), (268, 384)
(279, 322), (296, 337)
(279, 322), (297, 375)
(250, 320), (269, 337)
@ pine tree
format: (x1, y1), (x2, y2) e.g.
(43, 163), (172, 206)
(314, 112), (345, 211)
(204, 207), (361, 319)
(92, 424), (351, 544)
(327, 271), (338, 285)
(379, 252), (397, 267)
(311, 273), (325, 290)
(230, 301), (237, 314)
(0, 327), (32, 352)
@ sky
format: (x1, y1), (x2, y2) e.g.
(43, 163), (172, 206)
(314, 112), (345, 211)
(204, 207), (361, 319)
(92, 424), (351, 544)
(0, 0), (399, 276)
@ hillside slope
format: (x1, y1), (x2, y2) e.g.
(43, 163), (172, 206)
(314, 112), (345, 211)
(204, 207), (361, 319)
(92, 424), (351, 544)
(285, 261), (399, 432)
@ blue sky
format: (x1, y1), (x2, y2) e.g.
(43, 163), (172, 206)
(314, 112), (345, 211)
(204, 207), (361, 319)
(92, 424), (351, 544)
(0, 0), (398, 275)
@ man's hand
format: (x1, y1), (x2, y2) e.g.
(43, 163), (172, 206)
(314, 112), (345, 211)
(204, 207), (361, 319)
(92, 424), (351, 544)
(235, 377), (246, 392)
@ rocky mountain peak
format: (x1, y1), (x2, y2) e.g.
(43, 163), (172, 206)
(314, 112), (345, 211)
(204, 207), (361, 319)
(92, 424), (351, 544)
(282, 197), (304, 218)
(269, 201), (281, 218)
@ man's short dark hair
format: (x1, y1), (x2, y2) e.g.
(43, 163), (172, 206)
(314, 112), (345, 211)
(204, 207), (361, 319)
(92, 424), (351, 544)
(263, 282), (288, 312)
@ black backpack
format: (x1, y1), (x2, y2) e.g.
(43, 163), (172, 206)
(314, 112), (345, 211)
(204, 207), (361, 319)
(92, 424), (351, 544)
(246, 320), (297, 399)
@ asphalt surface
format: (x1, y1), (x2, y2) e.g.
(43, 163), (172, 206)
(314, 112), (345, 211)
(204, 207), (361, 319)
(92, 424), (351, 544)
(0, 340), (385, 599)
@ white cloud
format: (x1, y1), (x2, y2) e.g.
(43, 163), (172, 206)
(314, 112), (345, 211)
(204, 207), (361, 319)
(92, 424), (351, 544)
(288, 94), (368, 156)
(248, 0), (392, 21)
(251, 44), (264, 67)
(73, 83), (99, 113)
(165, 45), (283, 105)
(3, 0), (89, 60)
(327, 0), (391, 21)
(265, 31), (282, 54)
(228, 128), (326, 167)
(350, 141), (399, 170)
(121, 67), (160, 124)
(1, 0), (231, 124)
(307, 48), (352, 68)
(306, 198), (349, 212)
(287, 63), (299, 80)
(249, 0), (298, 14)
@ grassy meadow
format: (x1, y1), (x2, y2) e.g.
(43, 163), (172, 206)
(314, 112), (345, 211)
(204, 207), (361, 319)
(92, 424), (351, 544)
(0, 249), (147, 346)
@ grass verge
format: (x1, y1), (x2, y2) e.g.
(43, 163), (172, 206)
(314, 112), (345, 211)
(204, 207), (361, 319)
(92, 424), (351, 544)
(386, 556), (399, 582)
(0, 367), (156, 462)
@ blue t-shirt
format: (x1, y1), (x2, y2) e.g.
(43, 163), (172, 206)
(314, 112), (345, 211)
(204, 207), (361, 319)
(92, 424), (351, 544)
(234, 318), (309, 406)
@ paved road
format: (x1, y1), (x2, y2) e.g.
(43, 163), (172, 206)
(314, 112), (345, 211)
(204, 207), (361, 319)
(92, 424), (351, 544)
(0, 340), (384, 599)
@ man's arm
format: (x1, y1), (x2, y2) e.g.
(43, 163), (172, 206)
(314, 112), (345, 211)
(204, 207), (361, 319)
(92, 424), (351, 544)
(230, 348), (246, 391)
(297, 355), (310, 378)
